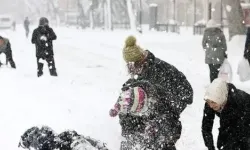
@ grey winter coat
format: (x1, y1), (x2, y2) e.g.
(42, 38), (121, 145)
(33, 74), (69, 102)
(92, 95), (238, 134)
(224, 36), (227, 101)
(0, 38), (9, 53)
(202, 28), (227, 64)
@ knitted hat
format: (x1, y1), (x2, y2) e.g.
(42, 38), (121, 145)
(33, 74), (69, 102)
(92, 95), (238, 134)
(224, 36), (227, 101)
(118, 87), (148, 115)
(123, 36), (145, 63)
(204, 78), (228, 105)
(39, 17), (49, 26)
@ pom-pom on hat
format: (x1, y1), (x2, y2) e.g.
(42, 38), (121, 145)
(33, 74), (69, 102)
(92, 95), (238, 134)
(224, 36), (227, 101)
(123, 36), (145, 63)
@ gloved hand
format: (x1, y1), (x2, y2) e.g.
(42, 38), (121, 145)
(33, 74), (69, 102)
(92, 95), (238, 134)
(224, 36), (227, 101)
(109, 109), (118, 117)
(40, 35), (47, 41)
(109, 103), (121, 117)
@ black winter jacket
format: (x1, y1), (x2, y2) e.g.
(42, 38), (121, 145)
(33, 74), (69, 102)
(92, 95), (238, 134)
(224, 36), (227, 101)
(136, 50), (193, 115)
(119, 80), (182, 149)
(202, 83), (250, 150)
(31, 26), (57, 57)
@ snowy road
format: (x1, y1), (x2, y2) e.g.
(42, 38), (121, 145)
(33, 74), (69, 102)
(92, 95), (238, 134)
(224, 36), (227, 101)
(0, 26), (249, 150)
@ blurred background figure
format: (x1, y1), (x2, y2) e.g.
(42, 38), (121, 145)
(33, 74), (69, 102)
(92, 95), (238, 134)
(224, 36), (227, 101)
(24, 17), (30, 38)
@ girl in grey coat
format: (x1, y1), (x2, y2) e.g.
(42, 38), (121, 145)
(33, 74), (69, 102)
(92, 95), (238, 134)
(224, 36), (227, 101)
(202, 20), (227, 82)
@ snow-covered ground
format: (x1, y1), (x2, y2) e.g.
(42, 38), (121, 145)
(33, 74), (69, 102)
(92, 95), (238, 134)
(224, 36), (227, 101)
(0, 25), (249, 150)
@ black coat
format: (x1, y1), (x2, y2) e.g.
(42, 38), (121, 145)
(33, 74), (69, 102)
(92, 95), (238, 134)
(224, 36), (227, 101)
(244, 27), (250, 61)
(118, 80), (182, 149)
(135, 50), (193, 115)
(24, 19), (30, 30)
(31, 26), (57, 57)
(202, 83), (250, 150)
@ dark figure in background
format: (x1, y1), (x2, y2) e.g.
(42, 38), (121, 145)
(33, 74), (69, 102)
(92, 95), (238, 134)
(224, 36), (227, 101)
(244, 27), (250, 64)
(12, 21), (16, 31)
(0, 36), (16, 68)
(24, 17), (30, 38)
(202, 20), (227, 82)
(31, 17), (58, 77)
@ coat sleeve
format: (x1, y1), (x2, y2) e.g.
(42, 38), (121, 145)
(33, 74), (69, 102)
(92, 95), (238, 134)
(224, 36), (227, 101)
(202, 103), (216, 150)
(220, 32), (227, 58)
(176, 75), (193, 105)
(47, 28), (57, 41)
(236, 89), (250, 137)
(202, 30), (208, 49)
(31, 29), (37, 44)
(244, 28), (250, 58)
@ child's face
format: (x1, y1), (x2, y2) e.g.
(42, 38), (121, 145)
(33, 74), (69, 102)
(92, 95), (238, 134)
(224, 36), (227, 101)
(206, 99), (222, 112)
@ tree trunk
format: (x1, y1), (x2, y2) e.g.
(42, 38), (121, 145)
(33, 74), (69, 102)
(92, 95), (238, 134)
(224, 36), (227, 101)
(222, 0), (246, 40)
(107, 0), (112, 30)
(126, 0), (137, 31)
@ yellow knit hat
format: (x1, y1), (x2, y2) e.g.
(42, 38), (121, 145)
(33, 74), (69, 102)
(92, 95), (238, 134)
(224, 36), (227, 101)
(123, 36), (144, 63)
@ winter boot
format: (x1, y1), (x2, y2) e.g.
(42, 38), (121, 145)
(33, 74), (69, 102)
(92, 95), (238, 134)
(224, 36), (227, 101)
(9, 61), (16, 69)
(49, 69), (57, 76)
(37, 70), (43, 77)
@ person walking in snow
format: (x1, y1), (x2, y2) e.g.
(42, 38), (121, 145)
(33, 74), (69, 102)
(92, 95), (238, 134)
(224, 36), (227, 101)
(202, 78), (250, 150)
(24, 17), (30, 38)
(202, 19), (227, 83)
(0, 36), (16, 68)
(12, 21), (16, 31)
(110, 80), (182, 150)
(244, 27), (250, 64)
(31, 17), (58, 77)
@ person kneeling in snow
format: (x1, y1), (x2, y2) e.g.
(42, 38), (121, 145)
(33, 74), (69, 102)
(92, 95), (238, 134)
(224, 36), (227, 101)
(202, 78), (250, 150)
(19, 127), (109, 150)
(110, 80), (182, 150)
(57, 130), (109, 150)
(31, 17), (57, 77)
(0, 36), (16, 68)
(18, 126), (57, 150)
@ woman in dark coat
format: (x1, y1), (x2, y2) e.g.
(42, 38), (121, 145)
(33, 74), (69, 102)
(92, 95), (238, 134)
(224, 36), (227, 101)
(202, 20), (227, 83)
(110, 80), (182, 150)
(202, 78), (250, 150)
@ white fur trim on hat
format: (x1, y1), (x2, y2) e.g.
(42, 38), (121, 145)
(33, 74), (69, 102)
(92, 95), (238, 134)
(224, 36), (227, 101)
(204, 78), (228, 105)
(206, 20), (221, 28)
